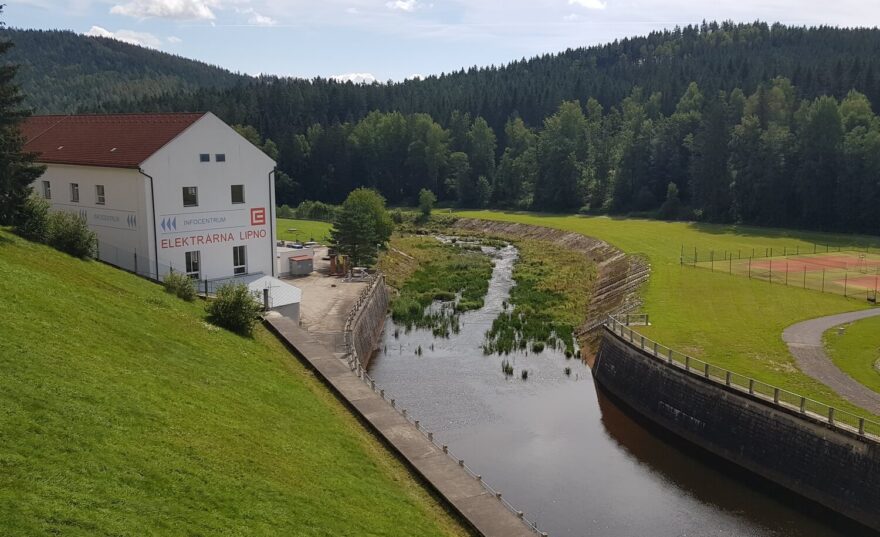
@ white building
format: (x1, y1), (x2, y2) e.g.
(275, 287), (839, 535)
(22, 112), (279, 282)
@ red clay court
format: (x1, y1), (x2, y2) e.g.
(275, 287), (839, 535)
(842, 275), (880, 290)
(752, 254), (880, 273)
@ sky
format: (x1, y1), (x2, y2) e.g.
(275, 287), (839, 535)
(6, 0), (880, 82)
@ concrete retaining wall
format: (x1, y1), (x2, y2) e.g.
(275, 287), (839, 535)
(593, 328), (880, 531)
(349, 275), (389, 368)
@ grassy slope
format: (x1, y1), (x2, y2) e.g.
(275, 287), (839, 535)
(0, 230), (467, 537)
(457, 211), (880, 417)
(825, 316), (880, 395)
(277, 218), (333, 244)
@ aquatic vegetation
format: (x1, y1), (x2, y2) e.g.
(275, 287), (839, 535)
(383, 236), (494, 335)
(483, 238), (595, 357)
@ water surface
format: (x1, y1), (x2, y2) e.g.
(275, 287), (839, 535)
(369, 245), (875, 537)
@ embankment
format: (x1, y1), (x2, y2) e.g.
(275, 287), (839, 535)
(346, 274), (390, 368)
(452, 218), (650, 332)
(593, 327), (880, 531)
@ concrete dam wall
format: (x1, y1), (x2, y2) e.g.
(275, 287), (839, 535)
(347, 274), (389, 369)
(593, 327), (880, 531)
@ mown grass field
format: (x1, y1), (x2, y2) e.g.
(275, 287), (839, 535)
(825, 316), (880, 395)
(0, 230), (468, 537)
(276, 218), (332, 244)
(456, 211), (880, 417)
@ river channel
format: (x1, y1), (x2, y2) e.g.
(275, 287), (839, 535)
(368, 244), (877, 537)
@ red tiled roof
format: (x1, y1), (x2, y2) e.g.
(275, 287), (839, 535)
(21, 113), (206, 168)
(291, 255), (313, 262)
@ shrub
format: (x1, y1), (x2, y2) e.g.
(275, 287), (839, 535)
(164, 271), (197, 301)
(294, 200), (339, 222)
(418, 188), (436, 217)
(277, 204), (295, 219)
(206, 283), (263, 335)
(47, 211), (96, 258)
(13, 195), (50, 242)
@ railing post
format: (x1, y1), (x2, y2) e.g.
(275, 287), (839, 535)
(653, 342), (658, 356)
(685, 356), (690, 371)
(725, 371), (731, 386)
(773, 388), (779, 404)
(828, 407), (835, 425)
(859, 418), (866, 435)
(749, 379), (755, 394)
(667, 348), (673, 364)
(800, 397), (806, 413)
(640, 335), (645, 349)
(704, 363), (710, 378)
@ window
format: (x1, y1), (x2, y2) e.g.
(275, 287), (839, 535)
(42, 181), (51, 199)
(233, 245), (247, 275)
(95, 184), (105, 205)
(231, 184), (245, 204)
(185, 251), (201, 279)
(215, 153), (226, 162)
(70, 183), (79, 203)
(182, 186), (198, 207)
(199, 153), (210, 163)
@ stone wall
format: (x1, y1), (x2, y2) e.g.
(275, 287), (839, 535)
(594, 328), (880, 531)
(349, 275), (389, 368)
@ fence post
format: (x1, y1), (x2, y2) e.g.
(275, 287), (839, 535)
(685, 356), (690, 371)
(785, 263), (789, 286)
(803, 267), (807, 289)
(749, 379), (755, 394)
(748, 257), (752, 279)
(653, 342), (658, 356)
(694, 246), (697, 266)
(704, 363), (710, 378)
(667, 347), (673, 364)
(204, 279), (208, 296)
(773, 388), (779, 403)
(859, 418), (866, 435)
(725, 371), (731, 386)
(828, 407), (835, 425)
(800, 397), (806, 413)
(822, 269), (826, 293)
(844, 274), (848, 297)
(729, 256), (732, 274)
(680, 244), (684, 265)
(711, 250), (714, 272)
(769, 259), (773, 284)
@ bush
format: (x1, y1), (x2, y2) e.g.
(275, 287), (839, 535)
(294, 200), (339, 222)
(13, 195), (50, 242)
(164, 271), (197, 301)
(277, 204), (295, 219)
(47, 211), (96, 258)
(206, 283), (263, 335)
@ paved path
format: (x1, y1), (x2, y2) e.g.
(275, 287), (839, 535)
(782, 308), (880, 414)
(264, 313), (537, 537)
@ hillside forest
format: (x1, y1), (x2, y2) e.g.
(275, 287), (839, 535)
(7, 22), (880, 232)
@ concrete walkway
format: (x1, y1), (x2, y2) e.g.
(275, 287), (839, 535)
(264, 313), (537, 537)
(782, 308), (880, 414)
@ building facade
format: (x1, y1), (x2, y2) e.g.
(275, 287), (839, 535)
(23, 112), (277, 282)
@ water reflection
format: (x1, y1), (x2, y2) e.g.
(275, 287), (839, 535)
(368, 243), (876, 537)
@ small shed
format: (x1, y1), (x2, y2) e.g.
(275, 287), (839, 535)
(289, 254), (314, 276)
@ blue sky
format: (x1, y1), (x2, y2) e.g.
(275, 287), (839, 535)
(6, 0), (880, 81)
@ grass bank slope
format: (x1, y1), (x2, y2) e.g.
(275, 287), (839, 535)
(456, 212), (880, 417)
(0, 230), (467, 537)
(825, 316), (880, 396)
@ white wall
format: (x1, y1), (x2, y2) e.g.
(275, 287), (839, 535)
(142, 113), (277, 281)
(35, 164), (151, 273)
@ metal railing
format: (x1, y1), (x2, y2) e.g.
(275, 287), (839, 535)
(341, 273), (546, 535)
(604, 316), (880, 440)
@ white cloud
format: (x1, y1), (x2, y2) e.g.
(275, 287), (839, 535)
(345, 7), (359, 15)
(248, 11), (277, 25)
(167, 35), (182, 43)
(386, 0), (417, 12)
(568, 0), (606, 9)
(331, 72), (378, 84)
(110, 0), (217, 21)
(85, 25), (162, 48)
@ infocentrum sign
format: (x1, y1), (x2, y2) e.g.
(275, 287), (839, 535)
(158, 207), (268, 249)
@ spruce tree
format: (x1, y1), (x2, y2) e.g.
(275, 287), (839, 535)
(0, 12), (44, 226)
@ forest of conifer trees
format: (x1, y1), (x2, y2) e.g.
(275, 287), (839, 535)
(8, 22), (880, 232)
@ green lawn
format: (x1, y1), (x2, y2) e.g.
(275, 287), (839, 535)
(277, 218), (332, 244)
(456, 211), (880, 417)
(0, 230), (468, 537)
(825, 316), (880, 395)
